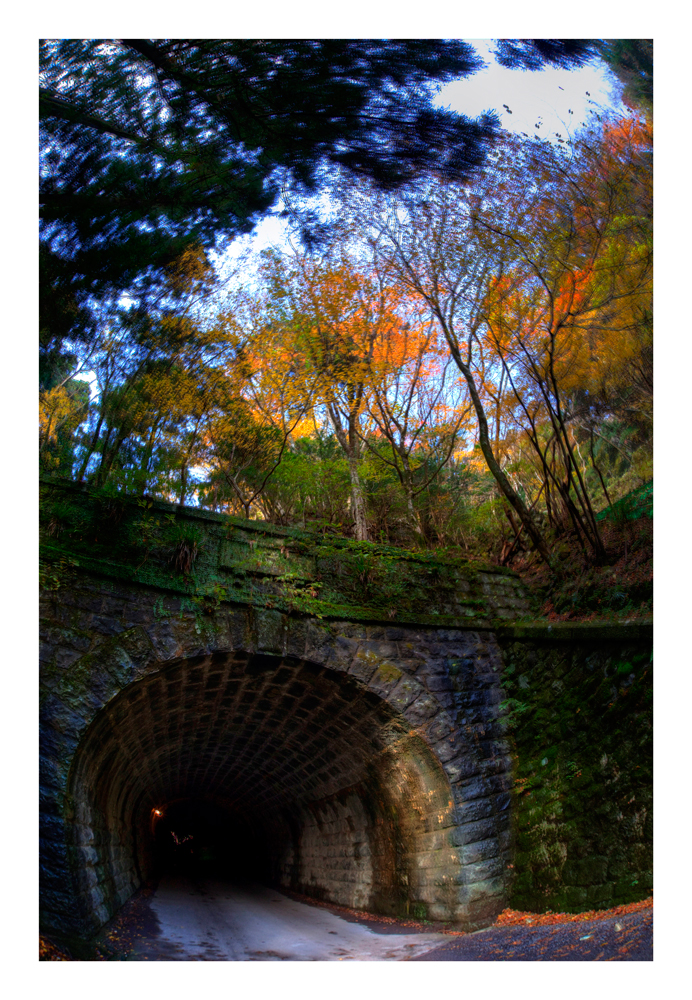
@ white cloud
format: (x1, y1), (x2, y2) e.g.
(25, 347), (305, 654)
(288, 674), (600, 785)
(435, 41), (626, 140)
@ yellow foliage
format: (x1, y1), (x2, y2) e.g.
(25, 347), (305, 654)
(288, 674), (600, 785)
(39, 384), (86, 448)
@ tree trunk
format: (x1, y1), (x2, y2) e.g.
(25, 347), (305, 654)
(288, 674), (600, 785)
(94, 426), (114, 486)
(348, 452), (368, 542)
(327, 403), (369, 542)
(400, 455), (425, 538)
(76, 407), (105, 482)
(474, 398), (555, 568)
(439, 319), (556, 570)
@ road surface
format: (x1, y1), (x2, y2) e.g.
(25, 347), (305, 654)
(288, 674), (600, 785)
(122, 876), (448, 961)
(411, 906), (652, 961)
(91, 875), (652, 962)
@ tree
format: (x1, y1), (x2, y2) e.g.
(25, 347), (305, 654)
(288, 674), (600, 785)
(597, 40), (653, 118)
(359, 305), (472, 539)
(494, 38), (653, 119)
(40, 41), (490, 314)
(355, 113), (651, 566)
(200, 311), (322, 520)
(40, 39), (600, 348)
(70, 301), (225, 496)
(493, 39), (596, 71)
(355, 176), (557, 565)
(254, 248), (396, 541)
(39, 378), (90, 475)
(472, 119), (651, 559)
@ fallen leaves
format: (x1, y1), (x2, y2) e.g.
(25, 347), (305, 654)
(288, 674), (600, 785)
(39, 936), (71, 961)
(282, 887), (652, 938)
(493, 896), (652, 928)
(40, 888), (653, 961)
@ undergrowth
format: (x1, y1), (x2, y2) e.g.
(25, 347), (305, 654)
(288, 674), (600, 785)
(519, 516), (653, 622)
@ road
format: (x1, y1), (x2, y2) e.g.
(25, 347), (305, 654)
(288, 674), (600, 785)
(92, 876), (652, 962)
(411, 907), (652, 961)
(121, 876), (448, 961)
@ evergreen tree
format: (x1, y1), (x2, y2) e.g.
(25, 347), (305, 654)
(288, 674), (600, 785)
(493, 39), (595, 71)
(597, 40), (653, 117)
(40, 41), (490, 310)
(40, 38), (596, 347)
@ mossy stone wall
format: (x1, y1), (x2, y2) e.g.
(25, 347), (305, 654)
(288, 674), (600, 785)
(496, 628), (653, 913)
(39, 479), (653, 925)
(39, 478), (530, 627)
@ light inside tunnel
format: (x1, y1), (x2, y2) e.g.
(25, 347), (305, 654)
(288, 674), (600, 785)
(66, 651), (461, 932)
(151, 798), (262, 880)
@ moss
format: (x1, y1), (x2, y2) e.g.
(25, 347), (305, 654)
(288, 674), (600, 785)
(40, 480), (652, 918)
(498, 636), (652, 913)
(373, 663), (403, 684)
(39, 478), (528, 628)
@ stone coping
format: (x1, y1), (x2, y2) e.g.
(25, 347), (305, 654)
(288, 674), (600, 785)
(494, 620), (653, 642)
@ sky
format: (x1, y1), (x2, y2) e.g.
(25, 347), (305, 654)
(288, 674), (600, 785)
(436, 39), (625, 137)
(80, 42), (630, 402)
(216, 41), (628, 267)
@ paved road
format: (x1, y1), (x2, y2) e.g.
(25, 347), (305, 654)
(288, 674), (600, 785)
(94, 875), (652, 962)
(411, 908), (652, 961)
(123, 876), (448, 961)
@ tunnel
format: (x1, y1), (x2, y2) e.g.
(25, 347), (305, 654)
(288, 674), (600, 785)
(65, 650), (463, 933)
(150, 798), (262, 881)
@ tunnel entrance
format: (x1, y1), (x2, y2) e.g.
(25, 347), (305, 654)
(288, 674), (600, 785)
(66, 650), (463, 933)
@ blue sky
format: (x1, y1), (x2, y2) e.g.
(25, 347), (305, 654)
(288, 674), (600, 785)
(77, 41), (631, 401)
(66, 39), (628, 413)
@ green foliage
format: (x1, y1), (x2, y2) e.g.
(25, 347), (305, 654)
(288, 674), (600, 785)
(38, 43), (652, 580)
(39, 554), (80, 592)
(595, 480), (653, 524)
(596, 40), (653, 116)
(39, 379), (90, 477)
(251, 437), (353, 531)
(39, 478), (516, 627)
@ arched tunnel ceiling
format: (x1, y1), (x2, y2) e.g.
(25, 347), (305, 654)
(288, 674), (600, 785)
(73, 652), (411, 824)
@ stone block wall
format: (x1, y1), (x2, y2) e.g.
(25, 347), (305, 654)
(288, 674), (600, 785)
(39, 477), (531, 627)
(496, 625), (653, 913)
(38, 482), (653, 936)
(277, 793), (378, 912)
(40, 570), (515, 935)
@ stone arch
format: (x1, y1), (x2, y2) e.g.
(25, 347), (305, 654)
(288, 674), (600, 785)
(41, 587), (514, 936)
(65, 648), (464, 933)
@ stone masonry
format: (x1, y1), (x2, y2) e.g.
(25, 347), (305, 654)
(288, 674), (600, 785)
(40, 570), (513, 935)
(39, 480), (652, 937)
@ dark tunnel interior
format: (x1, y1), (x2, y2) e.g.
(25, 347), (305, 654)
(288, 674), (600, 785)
(151, 798), (264, 882)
